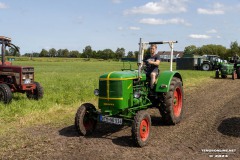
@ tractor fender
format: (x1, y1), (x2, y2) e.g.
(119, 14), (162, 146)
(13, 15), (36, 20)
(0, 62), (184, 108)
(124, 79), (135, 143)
(155, 71), (183, 93)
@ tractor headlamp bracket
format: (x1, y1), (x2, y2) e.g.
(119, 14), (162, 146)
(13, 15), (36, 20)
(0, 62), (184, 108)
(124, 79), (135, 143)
(94, 89), (99, 96)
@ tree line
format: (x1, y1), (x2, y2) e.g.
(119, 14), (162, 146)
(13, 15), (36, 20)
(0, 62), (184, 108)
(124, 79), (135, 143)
(5, 41), (240, 60)
(184, 41), (240, 59)
(22, 46), (138, 60)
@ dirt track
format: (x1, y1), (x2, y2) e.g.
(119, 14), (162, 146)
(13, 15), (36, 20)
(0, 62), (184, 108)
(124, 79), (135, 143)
(1, 78), (240, 160)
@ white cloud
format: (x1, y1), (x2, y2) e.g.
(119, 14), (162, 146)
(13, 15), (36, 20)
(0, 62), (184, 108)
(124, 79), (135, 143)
(139, 18), (190, 26)
(216, 35), (221, 39)
(206, 29), (217, 33)
(124, 0), (188, 15)
(197, 3), (225, 15)
(129, 26), (141, 30)
(0, 2), (7, 9)
(189, 34), (211, 39)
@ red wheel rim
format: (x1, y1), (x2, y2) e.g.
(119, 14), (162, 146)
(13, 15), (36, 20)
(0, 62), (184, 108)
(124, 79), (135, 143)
(140, 118), (150, 141)
(83, 112), (94, 131)
(173, 87), (182, 117)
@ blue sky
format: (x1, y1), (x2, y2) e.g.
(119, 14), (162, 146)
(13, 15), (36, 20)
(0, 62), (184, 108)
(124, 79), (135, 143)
(1, 0), (240, 54)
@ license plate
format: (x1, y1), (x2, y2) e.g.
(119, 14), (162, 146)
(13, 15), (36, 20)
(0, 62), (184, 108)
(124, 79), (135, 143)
(100, 115), (122, 125)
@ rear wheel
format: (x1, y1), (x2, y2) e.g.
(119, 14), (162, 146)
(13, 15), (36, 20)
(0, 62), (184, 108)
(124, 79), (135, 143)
(26, 82), (44, 100)
(75, 103), (97, 136)
(232, 70), (237, 80)
(132, 110), (151, 147)
(0, 84), (12, 104)
(237, 67), (240, 79)
(159, 77), (184, 125)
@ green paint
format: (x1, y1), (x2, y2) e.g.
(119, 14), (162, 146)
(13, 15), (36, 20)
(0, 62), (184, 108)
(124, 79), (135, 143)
(155, 71), (182, 92)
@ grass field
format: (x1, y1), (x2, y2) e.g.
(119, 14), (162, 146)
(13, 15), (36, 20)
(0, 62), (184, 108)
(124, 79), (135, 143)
(0, 58), (215, 134)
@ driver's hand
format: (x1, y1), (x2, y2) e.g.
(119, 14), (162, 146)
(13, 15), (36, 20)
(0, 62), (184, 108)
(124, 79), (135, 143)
(148, 60), (154, 64)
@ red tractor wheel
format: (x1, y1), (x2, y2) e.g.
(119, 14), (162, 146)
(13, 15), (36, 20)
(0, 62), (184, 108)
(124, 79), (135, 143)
(75, 103), (97, 136)
(232, 70), (237, 80)
(173, 87), (183, 117)
(132, 110), (151, 147)
(159, 77), (184, 125)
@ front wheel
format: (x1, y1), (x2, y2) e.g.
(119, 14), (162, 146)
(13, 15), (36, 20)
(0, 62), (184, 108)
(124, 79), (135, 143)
(26, 82), (44, 100)
(0, 84), (12, 104)
(75, 103), (97, 136)
(132, 110), (151, 147)
(159, 77), (184, 125)
(215, 70), (219, 78)
(221, 75), (227, 79)
(202, 63), (212, 71)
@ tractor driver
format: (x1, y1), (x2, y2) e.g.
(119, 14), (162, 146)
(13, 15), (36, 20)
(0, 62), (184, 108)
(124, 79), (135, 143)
(145, 44), (161, 90)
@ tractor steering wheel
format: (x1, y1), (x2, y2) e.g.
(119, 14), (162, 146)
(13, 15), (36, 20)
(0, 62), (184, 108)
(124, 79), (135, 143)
(143, 60), (151, 72)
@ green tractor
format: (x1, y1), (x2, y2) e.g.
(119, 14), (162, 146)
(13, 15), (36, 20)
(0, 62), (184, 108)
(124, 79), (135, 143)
(201, 55), (224, 71)
(215, 58), (240, 80)
(215, 63), (235, 79)
(75, 39), (184, 147)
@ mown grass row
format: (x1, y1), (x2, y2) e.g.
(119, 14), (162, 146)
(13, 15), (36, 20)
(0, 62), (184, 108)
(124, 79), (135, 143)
(0, 58), (215, 134)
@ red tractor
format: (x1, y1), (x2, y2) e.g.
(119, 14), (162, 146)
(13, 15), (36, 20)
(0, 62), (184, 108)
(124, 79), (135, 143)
(0, 36), (43, 103)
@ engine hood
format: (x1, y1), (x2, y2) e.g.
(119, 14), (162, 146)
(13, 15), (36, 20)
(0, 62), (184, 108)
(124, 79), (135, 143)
(99, 70), (146, 81)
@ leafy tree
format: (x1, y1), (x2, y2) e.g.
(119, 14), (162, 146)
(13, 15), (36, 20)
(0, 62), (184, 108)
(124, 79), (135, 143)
(62, 49), (69, 57)
(96, 50), (103, 59)
(194, 44), (227, 59)
(23, 52), (39, 57)
(134, 51), (139, 59)
(39, 49), (48, 57)
(32, 52), (40, 57)
(229, 41), (240, 56)
(102, 49), (114, 60)
(127, 51), (134, 58)
(49, 48), (57, 57)
(183, 45), (197, 54)
(69, 50), (80, 57)
(90, 50), (96, 58)
(5, 50), (9, 56)
(82, 45), (93, 58)
(115, 48), (125, 60)
(57, 49), (63, 57)
(98, 49), (114, 60)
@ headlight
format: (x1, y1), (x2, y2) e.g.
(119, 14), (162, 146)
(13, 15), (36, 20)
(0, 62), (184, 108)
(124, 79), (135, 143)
(24, 79), (31, 84)
(94, 89), (99, 96)
(133, 91), (141, 98)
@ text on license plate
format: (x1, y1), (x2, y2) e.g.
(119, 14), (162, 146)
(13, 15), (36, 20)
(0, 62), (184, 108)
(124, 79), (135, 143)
(101, 116), (122, 125)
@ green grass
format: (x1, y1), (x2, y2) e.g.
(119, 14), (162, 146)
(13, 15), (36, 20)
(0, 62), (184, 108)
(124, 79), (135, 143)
(0, 58), (215, 134)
